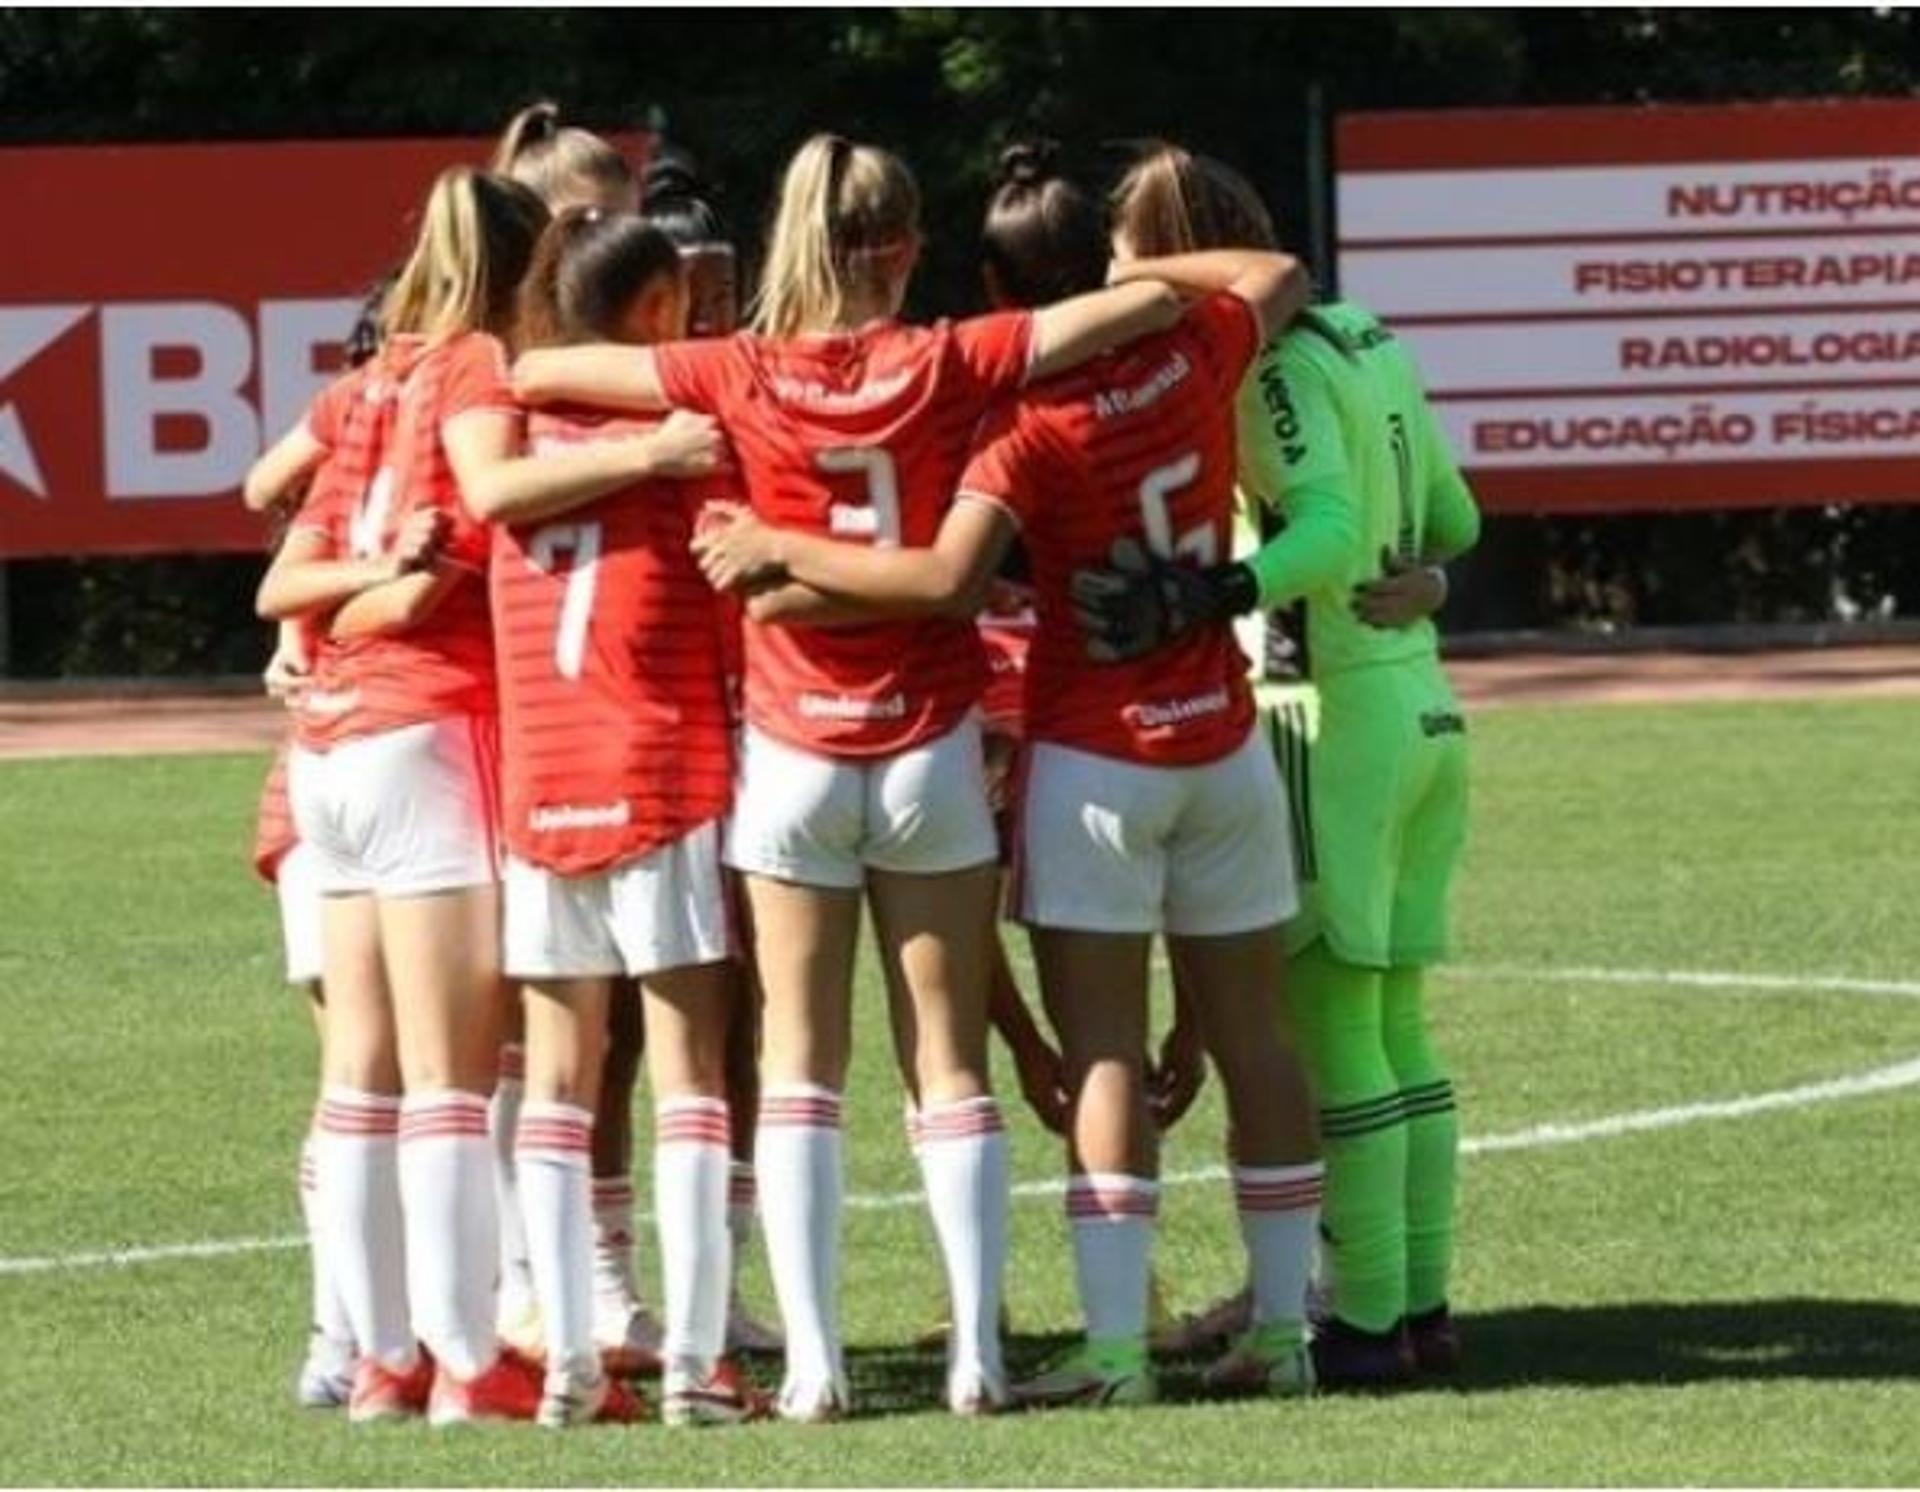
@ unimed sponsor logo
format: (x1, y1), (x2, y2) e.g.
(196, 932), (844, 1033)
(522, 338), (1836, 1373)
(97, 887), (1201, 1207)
(1125, 688), (1231, 731)
(531, 801), (633, 832)
(797, 691), (909, 721)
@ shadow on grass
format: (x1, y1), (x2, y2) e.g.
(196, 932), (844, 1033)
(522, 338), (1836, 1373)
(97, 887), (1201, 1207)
(831, 1299), (1920, 1417)
(1443, 1298), (1920, 1391)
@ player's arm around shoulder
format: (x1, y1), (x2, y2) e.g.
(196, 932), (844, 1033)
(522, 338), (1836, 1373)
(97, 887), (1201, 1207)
(1026, 280), (1183, 383)
(450, 405), (725, 527)
(511, 341), (677, 412)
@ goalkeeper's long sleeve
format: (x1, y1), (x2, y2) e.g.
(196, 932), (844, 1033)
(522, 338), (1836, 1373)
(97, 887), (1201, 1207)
(1237, 349), (1367, 610)
(1242, 475), (1362, 611)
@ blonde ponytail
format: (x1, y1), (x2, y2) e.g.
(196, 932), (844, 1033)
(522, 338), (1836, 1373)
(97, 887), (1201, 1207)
(492, 101), (560, 173)
(751, 133), (920, 338)
(382, 166), (549, 342)
(492, 100), (635, 212)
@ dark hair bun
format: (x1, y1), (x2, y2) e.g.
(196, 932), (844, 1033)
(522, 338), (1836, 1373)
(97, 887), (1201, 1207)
(643, 148), (706, 205)
(998, 139), (1062, 189)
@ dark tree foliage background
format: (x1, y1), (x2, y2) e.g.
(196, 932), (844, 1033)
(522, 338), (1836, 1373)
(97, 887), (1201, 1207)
(5, 8), (1920, 675)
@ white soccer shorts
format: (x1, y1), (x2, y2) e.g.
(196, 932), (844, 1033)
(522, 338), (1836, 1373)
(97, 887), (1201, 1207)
(288, 716), (500, 898)
(1017, 723), (1299, 937)
(724, 716), (998, 890)
(504, 820), (732, 980)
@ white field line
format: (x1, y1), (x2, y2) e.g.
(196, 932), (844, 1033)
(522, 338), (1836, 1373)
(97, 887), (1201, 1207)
(5, 962), (1920, 1280)
(1452, 962), (1920, 1000)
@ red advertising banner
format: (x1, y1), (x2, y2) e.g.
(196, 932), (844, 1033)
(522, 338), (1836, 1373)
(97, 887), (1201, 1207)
(0, 132), (647, 558)
(1336, 99), (1920, 514)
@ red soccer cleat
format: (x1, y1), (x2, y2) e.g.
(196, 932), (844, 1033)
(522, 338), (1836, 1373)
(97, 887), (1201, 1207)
(428, 1347), (546, 1426)
(348, 1352), (435, 1424)
(663, 1357), (773, 1427)
(539, 1368), (649, 1428)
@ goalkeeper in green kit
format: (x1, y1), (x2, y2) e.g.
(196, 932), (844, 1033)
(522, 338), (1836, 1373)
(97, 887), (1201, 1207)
(1081, 145), (1480, 1389)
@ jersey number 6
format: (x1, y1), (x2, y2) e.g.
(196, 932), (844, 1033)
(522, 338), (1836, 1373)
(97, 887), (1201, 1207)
(1138, 452), (1217, 565)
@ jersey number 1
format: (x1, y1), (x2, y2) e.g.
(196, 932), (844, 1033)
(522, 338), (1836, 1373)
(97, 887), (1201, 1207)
(528, 520), (603, 681)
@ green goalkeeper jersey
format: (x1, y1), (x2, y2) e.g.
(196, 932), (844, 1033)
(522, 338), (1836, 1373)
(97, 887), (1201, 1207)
(1235, 300), (1481, 680)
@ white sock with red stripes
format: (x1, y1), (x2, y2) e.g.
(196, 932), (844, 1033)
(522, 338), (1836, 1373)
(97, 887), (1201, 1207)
(654, 1096), (732, 1377)
(1234, 1162), (1325, 1333)
(914, 1097), (1009, 1395)
(488, 1044), (534, 1317)
(314, 1087), (413, 1371)
(725, 1160), (756, 1288)
(755, 1085), (845, 1393)
(590, 1174), (642, 1316)
(516, 1101), (597, 1383)
(299, 1120), (355, 1356)
(398, 1090), (498, 1380)
(1066, 1172), (1159, 1345)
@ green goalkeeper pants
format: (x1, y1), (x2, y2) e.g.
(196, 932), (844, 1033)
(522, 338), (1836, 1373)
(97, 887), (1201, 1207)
(1265, 655), (1465, 1327)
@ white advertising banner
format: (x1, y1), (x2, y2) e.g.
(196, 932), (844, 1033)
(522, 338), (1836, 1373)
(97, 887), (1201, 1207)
(1335, 101), (1920, 511)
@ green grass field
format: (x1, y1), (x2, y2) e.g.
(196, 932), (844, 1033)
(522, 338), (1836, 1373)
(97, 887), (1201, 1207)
(5, 696), (1920, 1485)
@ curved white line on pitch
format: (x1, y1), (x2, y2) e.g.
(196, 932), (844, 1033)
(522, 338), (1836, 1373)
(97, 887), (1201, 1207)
(7, 1046), (1919, 1279)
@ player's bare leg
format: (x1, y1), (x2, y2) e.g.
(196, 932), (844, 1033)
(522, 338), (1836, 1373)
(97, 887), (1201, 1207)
(642, 960), (769, 1424)
(870, 863), (1008, 1414)
(1173, 927), (1320, 1398)
(743, 874), (860, 1421)
(313, 892), (423, 1421)
(1016, 929), (1159, 1409)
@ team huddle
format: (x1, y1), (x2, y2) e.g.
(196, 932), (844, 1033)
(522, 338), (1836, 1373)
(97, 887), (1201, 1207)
(245, 104), (1479, 1431)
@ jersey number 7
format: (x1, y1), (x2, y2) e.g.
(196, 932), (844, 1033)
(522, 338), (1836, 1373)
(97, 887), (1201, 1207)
(528, 520), (603, 682)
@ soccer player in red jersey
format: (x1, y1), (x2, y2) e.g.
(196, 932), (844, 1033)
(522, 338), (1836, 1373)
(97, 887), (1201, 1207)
(467, 207), (761, 1427)
(257, 166), (577, 1426)
(689, 145), (1321, 1407)
(639, 152), (786, 1360)
(515, 132), (1182, 1421)
(489, 100), (666, 1382)
(249, 696), (360, 1407)
(244, 280), (392, 1412)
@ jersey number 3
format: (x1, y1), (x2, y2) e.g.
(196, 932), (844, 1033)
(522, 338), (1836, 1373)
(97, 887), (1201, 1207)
(818, 447), (902, 547)
(528, 520), (603, 681)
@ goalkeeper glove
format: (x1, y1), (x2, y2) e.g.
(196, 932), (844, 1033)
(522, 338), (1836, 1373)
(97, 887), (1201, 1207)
(1069, 536), (1259, 663)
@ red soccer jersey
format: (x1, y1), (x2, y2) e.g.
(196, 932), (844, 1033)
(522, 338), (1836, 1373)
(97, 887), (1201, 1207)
(253, 743), (298, 883)
(654, 313), (1034, 758)
(960, 293), (1260, 767)
(977, 580), (1036, 741)
(293, 334), (506, 751)
(491, 407), (737, 875)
